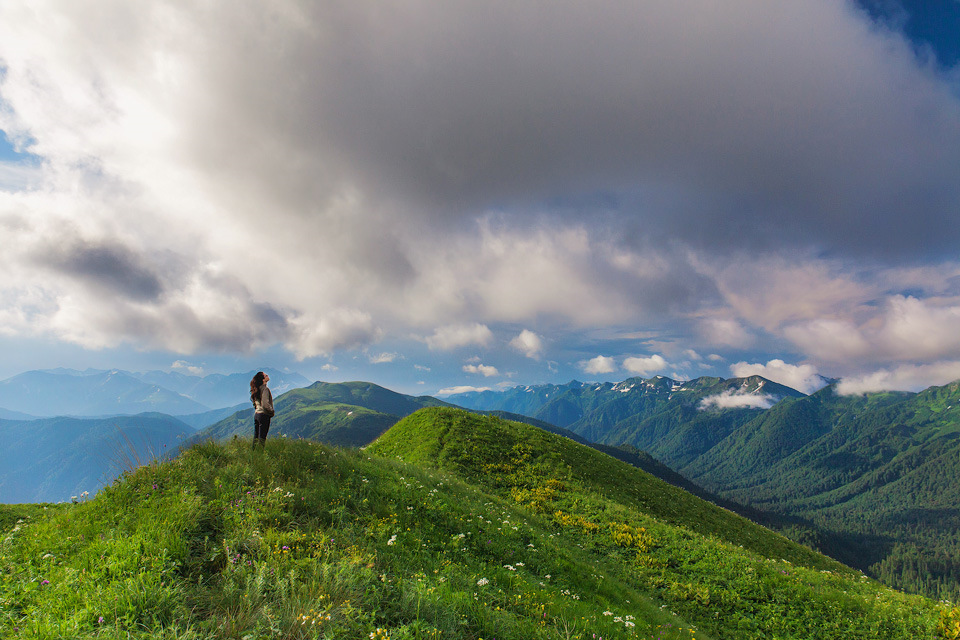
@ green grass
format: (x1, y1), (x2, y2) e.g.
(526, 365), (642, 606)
(2, 409), (958, 639)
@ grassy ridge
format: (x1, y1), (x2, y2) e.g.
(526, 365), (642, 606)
(369, 408), (844, 572)
(185, 381), (453, 447)
(2, 409), (958, 639)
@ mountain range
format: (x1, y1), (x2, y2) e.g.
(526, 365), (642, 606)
(452, 374), (960, 600)
(0, 367), (309, 417)
(7, 367), (960, 601)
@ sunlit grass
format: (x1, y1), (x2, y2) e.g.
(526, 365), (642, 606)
(1, 415), (957, 639)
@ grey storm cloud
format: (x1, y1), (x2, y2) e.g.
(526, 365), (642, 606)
(38, 238), (167, 302)
(167, 0), (960, 261)
(3, 0), (960, 387)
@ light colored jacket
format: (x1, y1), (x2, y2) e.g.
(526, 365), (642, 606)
(255, 385), (274, 415)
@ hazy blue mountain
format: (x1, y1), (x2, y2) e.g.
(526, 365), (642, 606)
(0, 368), (311, 419)
(0, 369), (209, 417)
(175, 403), (249, 430)
(0, 413), (194, 503)
(131, 368), (310, 409)
(0, 406), (36, 420)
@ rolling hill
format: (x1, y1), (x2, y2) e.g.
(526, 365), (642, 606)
(2, 408), (954, 639)
(184, 380), (456, 447)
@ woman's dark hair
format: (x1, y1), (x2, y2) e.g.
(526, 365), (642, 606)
(250, 371), (266, 403)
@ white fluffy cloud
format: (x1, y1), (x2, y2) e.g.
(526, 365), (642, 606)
(582, 356), (617, 375)
(510, 329), (544, 359)
(171, 360), (204, 376)
(436, 385), (492, 396)
(623, 354), (669, 377)
(288, 310), (382, 360)
(784, 296), (960, 365)
(463, 363), (499, 377)
(730, 359), (826, 395)
(700, 391), (777, 410)
(837, 361), (960, 395)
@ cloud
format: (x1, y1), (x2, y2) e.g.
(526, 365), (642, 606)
(426, 323), (493, 351)
(784, 295), (960, 365)
(581, 355), (617, 375)
(698, 318), (753, 349)
(320, 363), (339, 372)
(510, 329), (543, 359)
(837, 361), (960, 395)
(623, 354), (669, 377)
(436, 385), (492, 396)
(288, 309), (382, 360)
(710, 255), (871, 332)
(700, 390), (778, 411)
(730, 359), (827, 395)
(369, 352), (399, 364)
(463, 363), (499, 377)
(0, 160), (43, 191)
(171, 360), (204, 376)
(36, 237), (166, 302)
(1, 1), (960, 381)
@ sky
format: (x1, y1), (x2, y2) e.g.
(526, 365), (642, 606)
(1, 0), (960, 398)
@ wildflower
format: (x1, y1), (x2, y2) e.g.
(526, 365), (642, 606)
(387, 535), (397, 546)
(603, 611), (613, 616)
(41, 580), (50, 585)
(504, 564), (516, 571)
(477, 577), (490, 586)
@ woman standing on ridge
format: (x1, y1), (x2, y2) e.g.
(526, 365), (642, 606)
(250, 371), (275, 449)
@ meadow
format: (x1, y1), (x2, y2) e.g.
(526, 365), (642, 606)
(2, 408), (959, 639)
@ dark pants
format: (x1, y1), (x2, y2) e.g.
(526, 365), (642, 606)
(253, 412), (271, 448)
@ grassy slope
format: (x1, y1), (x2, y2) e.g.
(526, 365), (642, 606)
(2, 408), (957, 639)
(369, 408), (845, 572)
